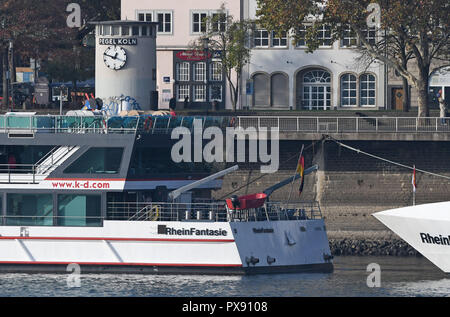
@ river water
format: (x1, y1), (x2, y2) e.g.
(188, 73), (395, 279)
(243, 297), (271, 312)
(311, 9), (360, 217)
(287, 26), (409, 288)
(0, 256), (448, 297)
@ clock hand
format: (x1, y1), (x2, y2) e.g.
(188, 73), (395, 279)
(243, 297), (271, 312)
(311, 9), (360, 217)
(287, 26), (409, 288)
(104, 52), (116, 58)
(104, 51), (119, 59)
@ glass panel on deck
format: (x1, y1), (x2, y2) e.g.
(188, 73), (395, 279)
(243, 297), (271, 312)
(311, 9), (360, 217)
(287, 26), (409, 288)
(6, 194), (53, 226)
(57, 195), (102, 227)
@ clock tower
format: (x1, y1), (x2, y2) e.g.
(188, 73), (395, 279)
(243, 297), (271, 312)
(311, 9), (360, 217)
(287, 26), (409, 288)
(90, 21), (159, 111)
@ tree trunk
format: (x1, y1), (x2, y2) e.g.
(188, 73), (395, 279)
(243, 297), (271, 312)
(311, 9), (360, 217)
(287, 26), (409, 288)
(402, 77), (410, 112)
(416, 67), (430, 118)
(417, 80), (429, 118)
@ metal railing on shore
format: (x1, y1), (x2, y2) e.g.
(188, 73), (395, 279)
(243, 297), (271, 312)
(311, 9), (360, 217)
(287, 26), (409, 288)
(236, 116), (450, 133)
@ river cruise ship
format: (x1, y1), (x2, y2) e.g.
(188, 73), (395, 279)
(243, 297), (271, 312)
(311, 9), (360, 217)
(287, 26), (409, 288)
(0, 112), (333, 274)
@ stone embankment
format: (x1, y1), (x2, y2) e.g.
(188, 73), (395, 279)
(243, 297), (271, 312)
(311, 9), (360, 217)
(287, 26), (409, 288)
(327, 231), (421, 257)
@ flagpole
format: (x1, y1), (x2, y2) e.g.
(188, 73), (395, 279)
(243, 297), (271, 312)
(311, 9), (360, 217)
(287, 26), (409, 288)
(287, 144), (304, 203)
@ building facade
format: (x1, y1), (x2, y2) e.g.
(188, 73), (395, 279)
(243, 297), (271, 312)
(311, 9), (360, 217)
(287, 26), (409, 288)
(121, 0), (240, 110)
(121, 0), (388, 111)
(387, 61), (450, 111)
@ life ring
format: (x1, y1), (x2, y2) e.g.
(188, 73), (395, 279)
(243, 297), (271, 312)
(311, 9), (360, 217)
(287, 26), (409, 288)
(144, 117), (153, 132)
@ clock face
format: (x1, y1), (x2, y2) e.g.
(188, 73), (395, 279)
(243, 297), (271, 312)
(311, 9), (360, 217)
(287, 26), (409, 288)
(103, 46), (127, 70)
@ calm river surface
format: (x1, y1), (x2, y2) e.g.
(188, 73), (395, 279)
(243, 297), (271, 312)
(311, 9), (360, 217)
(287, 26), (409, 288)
(0, 256), (448, 297)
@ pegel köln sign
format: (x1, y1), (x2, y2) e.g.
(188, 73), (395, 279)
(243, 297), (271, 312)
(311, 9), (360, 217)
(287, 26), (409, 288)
(99, 38), (138, 46)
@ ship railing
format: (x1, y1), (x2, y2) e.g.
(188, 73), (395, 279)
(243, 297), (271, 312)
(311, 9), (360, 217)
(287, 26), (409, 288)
(0, 163), (58, 183)
(0, 115), (235, 135)
(226, 201), (323, 222)
(107, 202), (228, 222)
(106, 201), (323, 222)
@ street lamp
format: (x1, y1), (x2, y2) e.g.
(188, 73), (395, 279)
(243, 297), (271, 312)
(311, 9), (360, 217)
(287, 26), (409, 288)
(202, 38), (210, 110)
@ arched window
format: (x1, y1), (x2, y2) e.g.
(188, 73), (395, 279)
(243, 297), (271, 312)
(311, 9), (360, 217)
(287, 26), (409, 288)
(360, 74), (376, 107)
(340, 74), (357, 107)
(253, 73), (270, 107)
(302, 69), (331, 110)
(271, 73), (289, 107)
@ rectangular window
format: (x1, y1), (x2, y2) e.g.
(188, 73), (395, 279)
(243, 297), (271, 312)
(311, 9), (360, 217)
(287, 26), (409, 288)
(254, 29), (269, 47)
(194, 85), (207, 102)
(58, 195), (102, 227)
(138, 12), (153, 22)
(295, 24), (311, 48)
(341, 25), (357, 47)
(176, 62), (190, 81)
(194, 63), (206, 82)
(103, 25), (111, 36)
(112, 26), (120, 36)
(177, 85), (190, 102)
(210, 62), (222, 81)
(317, 25), (332, 46)
(141, 26), (148, 36)
(192, 12), (208, 34)
(210, 85), (223, 102)
(157, 12), (172, 33)
(6, 194), (53, 226)
(132, 26), (140, 36)
(271, 31), (288, 47)
(122, 26), (130, 36)
(211, 13), (227, 32)
(362, 27), (376, 45)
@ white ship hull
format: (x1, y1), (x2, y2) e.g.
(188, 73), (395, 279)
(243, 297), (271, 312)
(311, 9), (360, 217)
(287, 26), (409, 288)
(373, 202), (450, 273)
(0, 219), (333, 274)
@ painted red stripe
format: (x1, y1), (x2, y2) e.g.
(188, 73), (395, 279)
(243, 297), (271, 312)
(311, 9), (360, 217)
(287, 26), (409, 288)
(0, 261), (242, 267)
(0, 236), (235, 243)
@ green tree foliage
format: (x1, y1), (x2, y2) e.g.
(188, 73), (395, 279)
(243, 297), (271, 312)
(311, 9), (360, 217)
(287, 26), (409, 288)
(0, 0), (120, 91)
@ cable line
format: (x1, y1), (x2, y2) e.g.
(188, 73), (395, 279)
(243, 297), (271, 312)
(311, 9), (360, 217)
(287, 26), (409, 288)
(325, 135), (450, 181)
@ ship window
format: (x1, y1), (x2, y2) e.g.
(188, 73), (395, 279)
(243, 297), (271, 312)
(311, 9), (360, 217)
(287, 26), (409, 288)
(6, 194), (53, 226)
(57, 195), (102, 227)
(64, 147), (123, 174)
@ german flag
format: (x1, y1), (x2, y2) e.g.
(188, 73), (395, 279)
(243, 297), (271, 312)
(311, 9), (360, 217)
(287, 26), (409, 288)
(296, 155), (305, 195)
